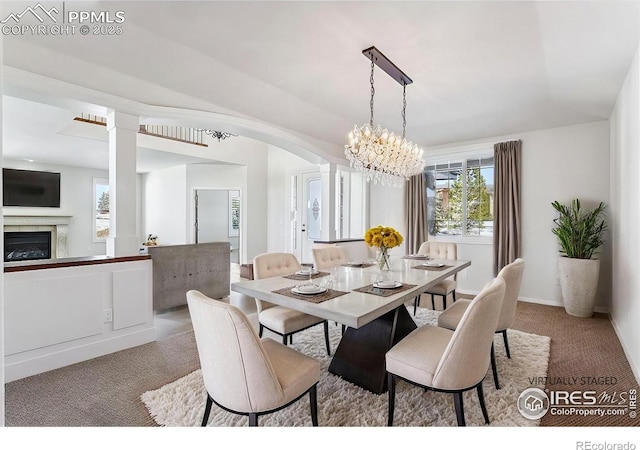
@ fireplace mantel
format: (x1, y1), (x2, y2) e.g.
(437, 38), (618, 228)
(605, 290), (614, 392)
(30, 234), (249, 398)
(3, 215), (72, 226)
(3, 215), (72, 258)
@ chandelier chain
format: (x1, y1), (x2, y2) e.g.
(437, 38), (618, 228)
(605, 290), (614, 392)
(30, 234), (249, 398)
(369, 57), (375, 127)
(402, 83), (407, 140)
(344, 46), (424, 187)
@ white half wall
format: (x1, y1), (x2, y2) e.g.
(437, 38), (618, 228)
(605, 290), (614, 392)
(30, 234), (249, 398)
(610, 43), (640, 383)
(370, 121), (611, 307)
(4, 259), (154, 382)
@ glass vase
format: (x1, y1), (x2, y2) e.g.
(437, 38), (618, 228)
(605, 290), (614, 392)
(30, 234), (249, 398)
(376, 248), (391, 284)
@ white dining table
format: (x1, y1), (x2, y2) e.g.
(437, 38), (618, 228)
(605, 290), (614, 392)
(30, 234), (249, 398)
(231, 258), (471, 394)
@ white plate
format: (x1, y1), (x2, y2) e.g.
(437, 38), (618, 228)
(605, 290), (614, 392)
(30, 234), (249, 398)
(346, 262), (365, 267)
(292, 285), (326, 295)
(373, 281), (402, 289)
(295, 269), (319, 276)
(423, 262), (444, 268)
(407, 254), (428, 259)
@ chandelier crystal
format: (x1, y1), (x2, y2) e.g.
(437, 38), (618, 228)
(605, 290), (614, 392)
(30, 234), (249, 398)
(345, 47), (425, 187)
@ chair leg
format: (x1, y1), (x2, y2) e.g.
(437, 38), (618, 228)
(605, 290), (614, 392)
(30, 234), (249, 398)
(323, 321), (331, 356)
(491, 342), (500, 390)
(282, 334), (288, 345)
(502, 330), (511, 359)
(201, 394), (213, 427)
(259, 324), (264, 338)
(453, 391), (466, 426)
(431, 293), (435, 310)
(341, 324), (346, 335)
(248, 413), (258, 427)
(477, 382), (490, 424)
(309, 384), (318, 426)
(443, 294), (447, 310)
(413, 295), (419, 316)
(387, 372), (396, 426)
(453, 290), (457, 303)
(290, 335), (293, 344)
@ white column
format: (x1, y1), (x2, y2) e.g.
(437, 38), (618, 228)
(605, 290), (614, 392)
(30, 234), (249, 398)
(320, 163), (337, 242)
(0, 25), (5, 426)
(106, 111), (140, 257)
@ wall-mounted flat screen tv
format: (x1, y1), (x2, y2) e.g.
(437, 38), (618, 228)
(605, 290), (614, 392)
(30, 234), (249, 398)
(3, 168), (61, 208)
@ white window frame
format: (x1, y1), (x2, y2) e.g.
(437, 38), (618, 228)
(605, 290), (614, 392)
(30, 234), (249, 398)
(426, 144), (494, 245)
(93, 178), (110, 242)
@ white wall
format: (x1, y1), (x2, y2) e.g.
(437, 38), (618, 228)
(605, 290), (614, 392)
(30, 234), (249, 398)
(520, 121), (611, 307)
(2, 159), (109, 257)
(369, 182), (408, 261)
(141, 164), (188, 246)
(1, 29), (5, 425)
(266, 145), (317, 253)
(141, 138), (281, 263)
(610, 44), (640, 382)
(370, 121), (611, 307)
(185, 164), (246, 258)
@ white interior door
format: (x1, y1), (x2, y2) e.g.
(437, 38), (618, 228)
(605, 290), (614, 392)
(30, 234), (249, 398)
(195, 189), (240, 264)
(299, 172), (322, 265)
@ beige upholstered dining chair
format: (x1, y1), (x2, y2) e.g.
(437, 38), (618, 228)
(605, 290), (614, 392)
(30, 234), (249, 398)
(413, 241), (458, 313)
(312, 245), (350, 335)
(253, 252), (331, 355)
(312, 246), (349, 271)
(186, 290), (321, 426)
(437, 258), (525, 389)
(386, 277), (505, 426)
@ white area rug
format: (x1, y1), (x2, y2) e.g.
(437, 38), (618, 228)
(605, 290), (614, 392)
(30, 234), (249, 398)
(141, 309), (550, 427)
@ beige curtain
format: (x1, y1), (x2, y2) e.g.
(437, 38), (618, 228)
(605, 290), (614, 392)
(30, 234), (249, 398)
(405, 172), (428, 254)
(493, 140), (522, 275)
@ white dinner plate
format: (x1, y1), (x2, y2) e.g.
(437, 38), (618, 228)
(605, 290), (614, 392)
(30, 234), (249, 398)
(292, 285), (326, 295)
(295, 269), (319, 276)
(423, 262), (444, 268)
(407, 254), (428, 259)
(373, 281), (402, 289)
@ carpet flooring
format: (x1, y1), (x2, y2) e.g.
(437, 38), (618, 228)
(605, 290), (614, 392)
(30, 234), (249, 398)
(141, 310), (550, 427)
(4, 299), (639, 427)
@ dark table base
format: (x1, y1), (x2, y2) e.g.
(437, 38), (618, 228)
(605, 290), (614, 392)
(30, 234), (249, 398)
(328, 305), (417, 394)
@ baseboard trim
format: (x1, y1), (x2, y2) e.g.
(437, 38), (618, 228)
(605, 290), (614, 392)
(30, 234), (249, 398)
(608, 314), (640, 385)
(458, 290), (610, 313)
(4, 327), (156, 383)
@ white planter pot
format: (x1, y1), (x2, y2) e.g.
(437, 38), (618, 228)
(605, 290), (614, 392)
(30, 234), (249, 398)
(557, 257), (600, 318)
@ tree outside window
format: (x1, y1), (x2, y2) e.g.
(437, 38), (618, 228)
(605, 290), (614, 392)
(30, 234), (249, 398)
(94, 178), (110, 241)
(427, 157), (494, 237)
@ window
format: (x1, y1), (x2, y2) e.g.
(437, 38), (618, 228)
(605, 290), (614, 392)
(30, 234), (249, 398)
(426, 156), (494, 238)
(93, 178), (110, 241)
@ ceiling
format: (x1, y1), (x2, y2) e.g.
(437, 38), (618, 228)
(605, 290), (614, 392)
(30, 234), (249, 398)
(2, 1), (640, 169)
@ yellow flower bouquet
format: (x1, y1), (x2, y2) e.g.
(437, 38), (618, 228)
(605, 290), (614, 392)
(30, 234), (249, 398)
(364, 225), (403, 270)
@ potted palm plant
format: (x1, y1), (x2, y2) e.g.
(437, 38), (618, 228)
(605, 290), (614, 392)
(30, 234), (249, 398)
(551, 199), (607, 317)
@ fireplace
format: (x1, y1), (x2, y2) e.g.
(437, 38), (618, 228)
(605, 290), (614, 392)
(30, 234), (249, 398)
(4, 231), (52, 262)
(3, 215), (70, 260)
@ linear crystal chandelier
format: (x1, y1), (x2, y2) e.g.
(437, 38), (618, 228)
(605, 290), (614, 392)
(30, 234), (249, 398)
(345, 46), (425, 187)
